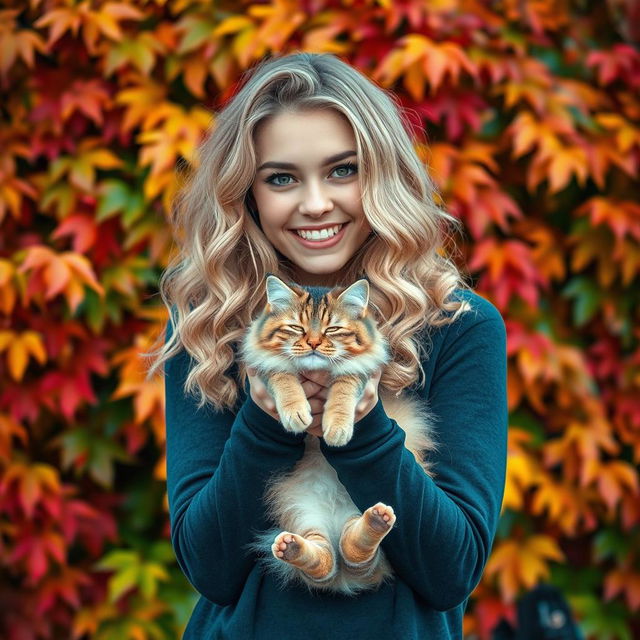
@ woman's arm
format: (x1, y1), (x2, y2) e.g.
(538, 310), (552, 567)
(164, 336), (305, 605)
(320, 293), (508, 610)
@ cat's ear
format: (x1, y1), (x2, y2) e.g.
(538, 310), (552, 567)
(336, 279), (369, 317)
(265, 275), (298, 312)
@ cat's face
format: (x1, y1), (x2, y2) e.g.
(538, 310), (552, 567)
(257, 277), (376, 367)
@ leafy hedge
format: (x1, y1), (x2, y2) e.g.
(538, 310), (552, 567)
(1, 1), (639, 638)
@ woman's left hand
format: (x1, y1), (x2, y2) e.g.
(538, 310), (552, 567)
(299, 369), (383, 438)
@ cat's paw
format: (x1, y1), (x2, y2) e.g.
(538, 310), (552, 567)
(271, 531), (335, 581)
(367, 503), (396, 532)
(272, 532), (304, 563)
(278, 400), (313, 433)
(322, 415), (354, 447)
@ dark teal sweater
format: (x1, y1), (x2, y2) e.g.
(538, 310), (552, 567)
(164, 290), (507, 639)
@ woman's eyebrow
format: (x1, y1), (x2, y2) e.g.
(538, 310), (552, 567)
(257, 150), (356, 172)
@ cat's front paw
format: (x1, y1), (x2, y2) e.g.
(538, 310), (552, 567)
(278, 400), (313, 434)
(322, 414), (354, 447)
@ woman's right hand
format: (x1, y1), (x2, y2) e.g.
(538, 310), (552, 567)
(246, 367), (281, 422)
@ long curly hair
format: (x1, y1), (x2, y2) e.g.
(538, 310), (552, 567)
(147, 52), (469, 410)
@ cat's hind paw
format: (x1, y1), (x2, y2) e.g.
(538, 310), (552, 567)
(272, 532), (303, 562)
(271, 531), (335, 582)
(339, 503), (396, 567)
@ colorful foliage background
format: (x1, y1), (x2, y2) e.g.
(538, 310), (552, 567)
(1, 0), (639, 638)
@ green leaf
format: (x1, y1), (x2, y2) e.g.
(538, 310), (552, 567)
(108, 564), (140, 602)
(97, 180), (145, 225)
(562, 276), (602, 326)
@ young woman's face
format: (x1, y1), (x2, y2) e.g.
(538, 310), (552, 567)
(251, 109), (372, 286)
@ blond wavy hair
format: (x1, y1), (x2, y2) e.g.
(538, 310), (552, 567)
(147, 52), (469, 410)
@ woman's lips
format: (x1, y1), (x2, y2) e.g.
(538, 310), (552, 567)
(288, 223), (349, 249)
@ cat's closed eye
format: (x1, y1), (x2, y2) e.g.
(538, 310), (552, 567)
(325, 326), (351, 335)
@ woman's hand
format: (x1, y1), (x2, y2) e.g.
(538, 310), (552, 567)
(246, 367), (383, 438)
(299, 369), (383, 437)
(246, 368), (281, 423)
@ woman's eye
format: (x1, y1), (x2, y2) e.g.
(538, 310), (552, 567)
(331, 163), (357, 178)
(266, 173), (295, 186)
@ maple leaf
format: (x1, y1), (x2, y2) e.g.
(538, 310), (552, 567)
(544, 415), (619, 484)
(39, 337), (109, 420)
(136, 104), (210, 199)
(34, 2), (145, 54)
(415, 90), (486, 140)
(0, 413), (28, 461)
(112, 340), (165, 425)
(496, 58), (553, 115)
(485, 535), (564, 602)
(36, 565), (92, 616)
(40, 180), (77, 218)
(587, 44), (640, 87)
(582, 459), (639, 512)
(301, 11), (354, 55)
(9, 526), (66, 583)
(19, 245), (104, 312)
(0, 461), (60, 519)
(596, 113), (640, 154)
(114, 81), (168, 133)
(568, 223), (617, 287)
(0, 9), (47, 79)
(0, 135), (38, 224)
(51, 213), (98, 253)
(96, 547), (170, 602)
(0, 258), (18, 315)
(531, 473), (598, 535)
(468, 237), (547, 309)
(48, 139), (122, 192)
(375, 33), (477, 97)
(576, 197), (640, 244)
(176, 12), (220, 55)
(604, 566), (640, 611)
(103, 31), (164, 76)
(502, 428), (542, 512)
(0, 329), (47, 381)
(515, 220), (566, 283)
(509, 114), (555, 159)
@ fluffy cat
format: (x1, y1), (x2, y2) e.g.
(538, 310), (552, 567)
(241, 275), (434, 594)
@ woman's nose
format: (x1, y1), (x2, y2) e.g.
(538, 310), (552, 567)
(299, 181), (333, 216)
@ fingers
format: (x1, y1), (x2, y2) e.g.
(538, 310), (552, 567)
(355, 368), (382, 418)
(300, 378), (326, 399)
(246, 367), (278, 418)
(299, 370), (331, 386)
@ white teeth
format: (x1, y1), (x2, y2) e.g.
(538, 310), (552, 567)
(295, 224), (343, 241)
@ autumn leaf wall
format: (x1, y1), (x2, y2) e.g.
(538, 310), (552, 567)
(1, 1), (639, 639)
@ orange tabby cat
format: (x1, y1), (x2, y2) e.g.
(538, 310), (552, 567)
(242, 275), (434, 594)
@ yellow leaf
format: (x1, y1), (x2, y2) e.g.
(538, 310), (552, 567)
(213, 15), (254, 37)
(21, 331), (47, 365)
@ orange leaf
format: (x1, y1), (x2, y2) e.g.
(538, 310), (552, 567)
(485, 535), (564, 602)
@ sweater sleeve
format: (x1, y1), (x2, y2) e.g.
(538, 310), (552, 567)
(320, 294), (507, 611)
(164, 330), (305, 606)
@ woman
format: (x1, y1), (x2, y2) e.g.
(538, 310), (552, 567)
(151, 52), (507, 639)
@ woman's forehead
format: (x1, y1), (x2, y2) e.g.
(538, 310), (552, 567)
(254, 109), (356, 163)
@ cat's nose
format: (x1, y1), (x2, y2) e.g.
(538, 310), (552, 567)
(306, 336), (322, 349)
